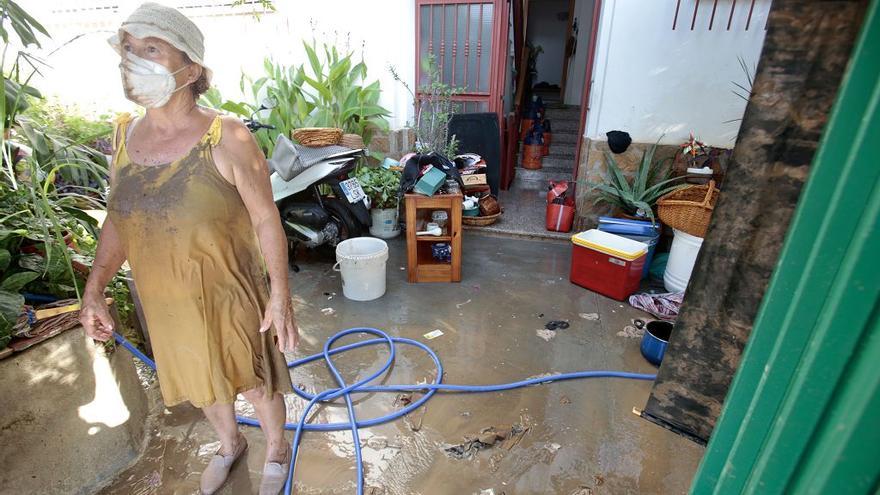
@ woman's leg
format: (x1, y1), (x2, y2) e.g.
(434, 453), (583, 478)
(202, 402), (242, 455)
(241, 387), (288, 462)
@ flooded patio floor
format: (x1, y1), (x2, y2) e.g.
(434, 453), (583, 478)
(100, 232), (703, 495)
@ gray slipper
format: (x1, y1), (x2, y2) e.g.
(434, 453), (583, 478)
(259, 445), (292, 495)
(200, 433), (248, 495)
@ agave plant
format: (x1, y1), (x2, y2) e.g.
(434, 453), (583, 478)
(591, 141), (690, 222)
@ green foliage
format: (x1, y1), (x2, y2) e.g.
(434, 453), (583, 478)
(590, 141), (689, 222)
(0, 0), (135, 351)
(23, 97), (112, 149)
(390, 54), (460, 158)
(201, 40), (391, 158)
(355, 165), (401, 210)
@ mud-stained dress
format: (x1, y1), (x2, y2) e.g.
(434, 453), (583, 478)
(107, 112), (292, 408)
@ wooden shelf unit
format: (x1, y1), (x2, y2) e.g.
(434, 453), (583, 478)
(405, 193), (462, 283)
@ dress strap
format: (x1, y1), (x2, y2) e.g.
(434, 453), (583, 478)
(201, 114), (222, 147)
(111, 112), (134, 166)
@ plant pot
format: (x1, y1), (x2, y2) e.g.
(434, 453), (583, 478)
(369, 208), (400, 239)
(522, 144), (543, 169)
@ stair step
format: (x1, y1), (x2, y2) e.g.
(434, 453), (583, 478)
(515, 168), (575, 184)
(544, 106), (581, 120)
(548, 119), (580, 132)
(550, 132), (579, 144)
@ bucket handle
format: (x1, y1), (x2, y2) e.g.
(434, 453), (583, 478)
(332, 262), (341, 272)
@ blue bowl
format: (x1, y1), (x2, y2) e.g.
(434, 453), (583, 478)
(640, 320), (673, 366)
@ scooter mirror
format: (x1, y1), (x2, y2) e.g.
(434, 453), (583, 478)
(261, 96), (278, 110)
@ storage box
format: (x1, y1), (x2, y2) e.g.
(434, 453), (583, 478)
(414, 167), (447, 196)
(597, 219), (660, 280)
(570, 229), (648, 301)
(462, 174), (487, 186)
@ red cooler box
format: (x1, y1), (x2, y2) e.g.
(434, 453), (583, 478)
(570, 230), (648, 301)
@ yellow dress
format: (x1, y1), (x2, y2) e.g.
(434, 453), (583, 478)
(107, 113), (293, 408)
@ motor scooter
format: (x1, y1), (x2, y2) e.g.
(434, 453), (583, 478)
(247, 127), (369, 272)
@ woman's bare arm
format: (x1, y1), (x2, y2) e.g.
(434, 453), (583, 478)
(80, 154), (127, 341)
(215, 116), (298, 352)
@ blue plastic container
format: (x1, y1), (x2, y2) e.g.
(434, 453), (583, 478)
(640, 320), (673, 366)
(597, 218), (660, 279)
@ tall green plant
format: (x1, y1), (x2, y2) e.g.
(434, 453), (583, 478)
(590, 141), (690, 222)
(390, 54), (460, 158)
(300, 40), (390, 145)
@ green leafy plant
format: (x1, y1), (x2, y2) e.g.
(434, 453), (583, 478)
(201, 41), (391, 158)
(355, 165), (401, 210)
(390, 54), (460, 158)
(590, 141), (690, 222)
(299, 40), (390, 144)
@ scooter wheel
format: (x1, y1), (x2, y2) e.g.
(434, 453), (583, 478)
(324, 198), (362, 240)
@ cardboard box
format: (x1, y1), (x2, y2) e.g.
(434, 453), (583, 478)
(462, 174), (487, 186)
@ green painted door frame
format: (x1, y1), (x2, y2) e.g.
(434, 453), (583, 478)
(690, 1), (880, 494)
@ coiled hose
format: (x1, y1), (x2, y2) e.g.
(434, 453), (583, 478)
(114, 327), (656, 495)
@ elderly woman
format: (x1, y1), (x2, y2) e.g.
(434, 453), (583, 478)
(78, 3), (297, 494)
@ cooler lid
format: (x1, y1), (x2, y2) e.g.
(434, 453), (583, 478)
(571, 229), (649, 261)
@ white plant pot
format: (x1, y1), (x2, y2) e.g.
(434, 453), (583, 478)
(369, 208), (400, 239)
(664, 229), (704, 292)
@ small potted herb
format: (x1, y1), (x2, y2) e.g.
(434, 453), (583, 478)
(355, 165), (402, 239)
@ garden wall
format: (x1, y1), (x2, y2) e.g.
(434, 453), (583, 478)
(0, 328), (154, 494)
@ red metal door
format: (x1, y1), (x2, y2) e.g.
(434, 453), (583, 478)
(416, 0), (508, 116)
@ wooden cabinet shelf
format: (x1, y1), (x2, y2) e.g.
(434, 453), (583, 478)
(405, 193), (462, 283)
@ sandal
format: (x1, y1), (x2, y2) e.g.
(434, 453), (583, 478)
(259, 444), (292, 495)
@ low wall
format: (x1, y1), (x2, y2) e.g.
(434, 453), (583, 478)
(0, 327), (154, 495)
(368, 127), (415, 161)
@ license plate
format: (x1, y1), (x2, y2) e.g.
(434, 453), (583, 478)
(340, 177), (366, 204)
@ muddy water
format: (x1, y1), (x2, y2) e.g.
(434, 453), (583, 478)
(100, 234), (703, 495)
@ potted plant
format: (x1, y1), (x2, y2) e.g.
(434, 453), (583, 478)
(590, 141), (690, 223)
(355, 165), (402, 239)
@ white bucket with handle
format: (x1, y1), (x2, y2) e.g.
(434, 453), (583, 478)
(333, 238), (389, 301)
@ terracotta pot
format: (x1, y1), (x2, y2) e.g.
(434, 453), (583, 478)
(522, 144), (543, 169)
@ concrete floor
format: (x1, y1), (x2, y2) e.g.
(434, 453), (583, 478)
(100, 233), (703, 495)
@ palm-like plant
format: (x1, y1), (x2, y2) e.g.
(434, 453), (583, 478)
(592, 141), (690, 222)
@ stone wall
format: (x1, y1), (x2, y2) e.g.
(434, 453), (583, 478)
(368, 127), (415, 160)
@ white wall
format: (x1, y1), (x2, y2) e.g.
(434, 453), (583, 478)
(18, 0), (415, 128)
(563, 0), (595, 105)
(526, 0), (569, 86)
(584, 0), (769, 146)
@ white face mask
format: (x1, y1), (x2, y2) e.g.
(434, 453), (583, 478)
(119, 52), (191, 108)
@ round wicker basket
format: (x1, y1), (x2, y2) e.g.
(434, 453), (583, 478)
(340, 133), (365, 149)
(462, 211), (502, 226)
(292, 127), (343, 146)
(657, 180), (720, 238)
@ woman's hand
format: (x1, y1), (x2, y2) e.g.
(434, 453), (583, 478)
(79, 290), (115, 342)
(260, 293), (299, 353)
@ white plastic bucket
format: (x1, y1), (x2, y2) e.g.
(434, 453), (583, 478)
(334, 238), (389, 301)
(664, 229), (704, 292)
(369, 208), (400, 239)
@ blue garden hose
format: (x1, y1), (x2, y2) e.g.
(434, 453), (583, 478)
(114, 327), (656, 495)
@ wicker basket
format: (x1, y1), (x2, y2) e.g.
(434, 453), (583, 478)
(292, 127), (343, 146)
(340, 133), (365, 149)
(657, 180), (720, 238)
(462, 211), (502, 226)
